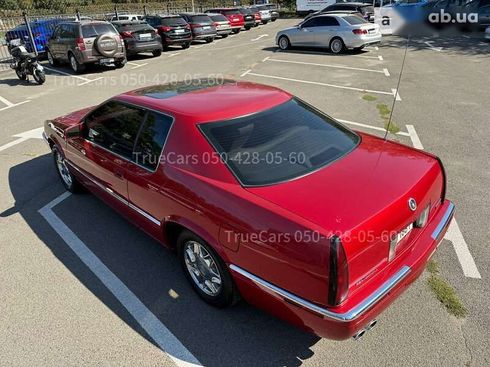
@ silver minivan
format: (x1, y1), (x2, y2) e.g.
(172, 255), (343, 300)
(47, 20), (126, 73)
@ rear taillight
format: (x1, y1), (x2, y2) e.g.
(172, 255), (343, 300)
(328, 236), (349, 306)
(353, 29), (368, 35)
(415, 204), (430, 228)
(75, 37), (86, 51)
(213, 22), (219, 27)
(120, 31), (133, 39)
(161, 26), (172, 32)
(185, 24), (191, 30)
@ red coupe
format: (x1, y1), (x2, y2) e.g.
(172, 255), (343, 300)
(43, 80), (454, 340)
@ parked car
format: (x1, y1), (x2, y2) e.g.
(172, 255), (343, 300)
(110, 14), (143, 22)
(179, 13), (217, 43)
(237, 8), (256, 29)
(207, 14), (233, 38)
(250, 5), (272, 24)
(264, 4), (280, 21)
(5, 18), (64, 54)
(306, 2), (375, 22)
(205, 8), (245, 34)
(249, 6), (262, 26)
(112, 21), (162, 57)
(276, 14), (382, 54)
(46, 20), (126, 73)
(43, 79), (454, 340)
(144, 14), (192, 50)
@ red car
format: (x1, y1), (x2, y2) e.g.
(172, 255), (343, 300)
(205, 8), (245, 33)
(43, 80), (454, 340)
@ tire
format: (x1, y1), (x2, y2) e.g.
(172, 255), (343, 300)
(262, 21), (269, 25)
(232, 29), (240, 34)
(181, 42), (190, 49)
(245, 25), (251, 30)
(278, 35), (290, 50)
(115, 58), (126, 69)
(69, 53), (85, 73)
(205, 37), (213, 43)
(33, 69), (46, 85)
(15, 68), (27, 80)
(330, 37), (345, 54)
(152, 49), (162, 57)
(52, 146), (81, 193)
(94, 33), (119, 58)
(47, 49), (59, 66)
(178, 230), (239, 308)
(221, 34), (228, 38)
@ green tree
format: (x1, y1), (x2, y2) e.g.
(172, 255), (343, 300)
(0, 0), (20, 10)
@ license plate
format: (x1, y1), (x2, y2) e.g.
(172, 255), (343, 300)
(232, 18), (238, 21)
(175, 29), (185, 34)
(203, 26), (210, 30)
(100, 58), (114, 64)
(396, 223), (413, 245)
(139, 33), (151, 39)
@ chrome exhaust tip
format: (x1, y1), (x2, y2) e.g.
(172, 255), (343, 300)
(352, 329), (366, 341)
(365, 319), (378, 331)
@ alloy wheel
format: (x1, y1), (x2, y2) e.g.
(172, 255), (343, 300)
(56, 151), (73, 187)
(183, 240), (222, 296)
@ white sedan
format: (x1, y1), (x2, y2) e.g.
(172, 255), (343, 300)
(276, 13), (381, 54)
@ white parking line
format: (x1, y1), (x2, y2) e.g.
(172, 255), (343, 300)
(245, 72), (398, 97)
(0, 95), (30, 112)
(240, 69), (251, 77)
(168, 52), (180, 58)
(264, 58), (390, 76)
(251, 34), (268, 41)
(391, 88), (402, 101)
(0, 127), (43, 152)
(378, 55), (384, 61)
(43, 66), (103, 86)
(337, 118), (410, 137)
(406, 124), (481, 279)
(39, 192), (203, 367)
(383, 68), (390, 77)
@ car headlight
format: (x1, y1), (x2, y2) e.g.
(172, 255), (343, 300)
(415, 204), (430, 228)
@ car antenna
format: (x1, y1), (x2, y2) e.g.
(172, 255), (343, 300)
(384, 36), (410, 141)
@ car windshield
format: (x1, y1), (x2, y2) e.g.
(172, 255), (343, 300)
(82, 23), (117, 38)
(240, 8), (252, 14)
(161, 16), (187, 26)
(199, 99), (360, 186)
(343, 15), (368, 25)
(190, 15), (212, 23)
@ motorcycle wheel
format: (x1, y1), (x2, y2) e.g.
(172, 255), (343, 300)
(33, 69), (46, 85)
(15, 69), (27, 81)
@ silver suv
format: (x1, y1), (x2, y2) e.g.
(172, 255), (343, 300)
(47, 20), (126, 73)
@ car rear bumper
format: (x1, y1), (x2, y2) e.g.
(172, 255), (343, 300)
(78, 50), (126, 64)
(164, 34), (192, 45)
(125, 40), (162, 54)
(193, 32), (216, 40)
(217, 29), (233, 36)
(345, 33), (382, 49)
(230, 199), (454, 340)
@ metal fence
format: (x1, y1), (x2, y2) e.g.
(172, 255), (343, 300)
(0, 1), (249, 72)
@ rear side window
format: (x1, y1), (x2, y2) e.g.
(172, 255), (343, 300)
(84, 101), (146, 159)
(343, 15), (367, 25)
(199, 99), (360, 186)
(133, 112), (173, 170)
(82, 23), (117, 38)
(318, 17), (340, 26)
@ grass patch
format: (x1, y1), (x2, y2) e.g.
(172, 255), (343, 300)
(427, 260), (468, 318)
(377, 103), (391, 117)
(362, 94), (377, 102)
(384, 120), (400, 134)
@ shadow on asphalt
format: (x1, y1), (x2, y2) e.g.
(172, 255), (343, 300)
(4, 154), (320, 367)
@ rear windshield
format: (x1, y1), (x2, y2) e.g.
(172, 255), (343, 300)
(343, 15), (367, 25)
(161, 16), (187, 26)
(222, 10), (239, 15)
(82, 23), (117, 38)
(113, 23), (153, 32)
(190, 15), (212, 23)
(239, 8), (252, 14)
(210, 14), (229, 22)
(199, 99), (360, 186)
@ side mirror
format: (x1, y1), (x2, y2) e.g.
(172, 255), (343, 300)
(65, 123), (83, 139)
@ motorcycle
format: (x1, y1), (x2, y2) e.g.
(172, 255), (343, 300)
(9, 42), (46, 85)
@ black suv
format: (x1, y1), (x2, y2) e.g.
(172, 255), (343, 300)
(144, 14), (192, 49)
(238, 8), (256, 29)
(112, 21), (162, 57)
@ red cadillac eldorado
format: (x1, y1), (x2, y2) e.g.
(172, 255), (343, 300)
(43, 80), (454, 340)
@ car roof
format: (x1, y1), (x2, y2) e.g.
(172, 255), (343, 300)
(116, 80), (292, 122)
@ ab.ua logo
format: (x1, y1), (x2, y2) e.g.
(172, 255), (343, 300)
(428, 9), (479, 24)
